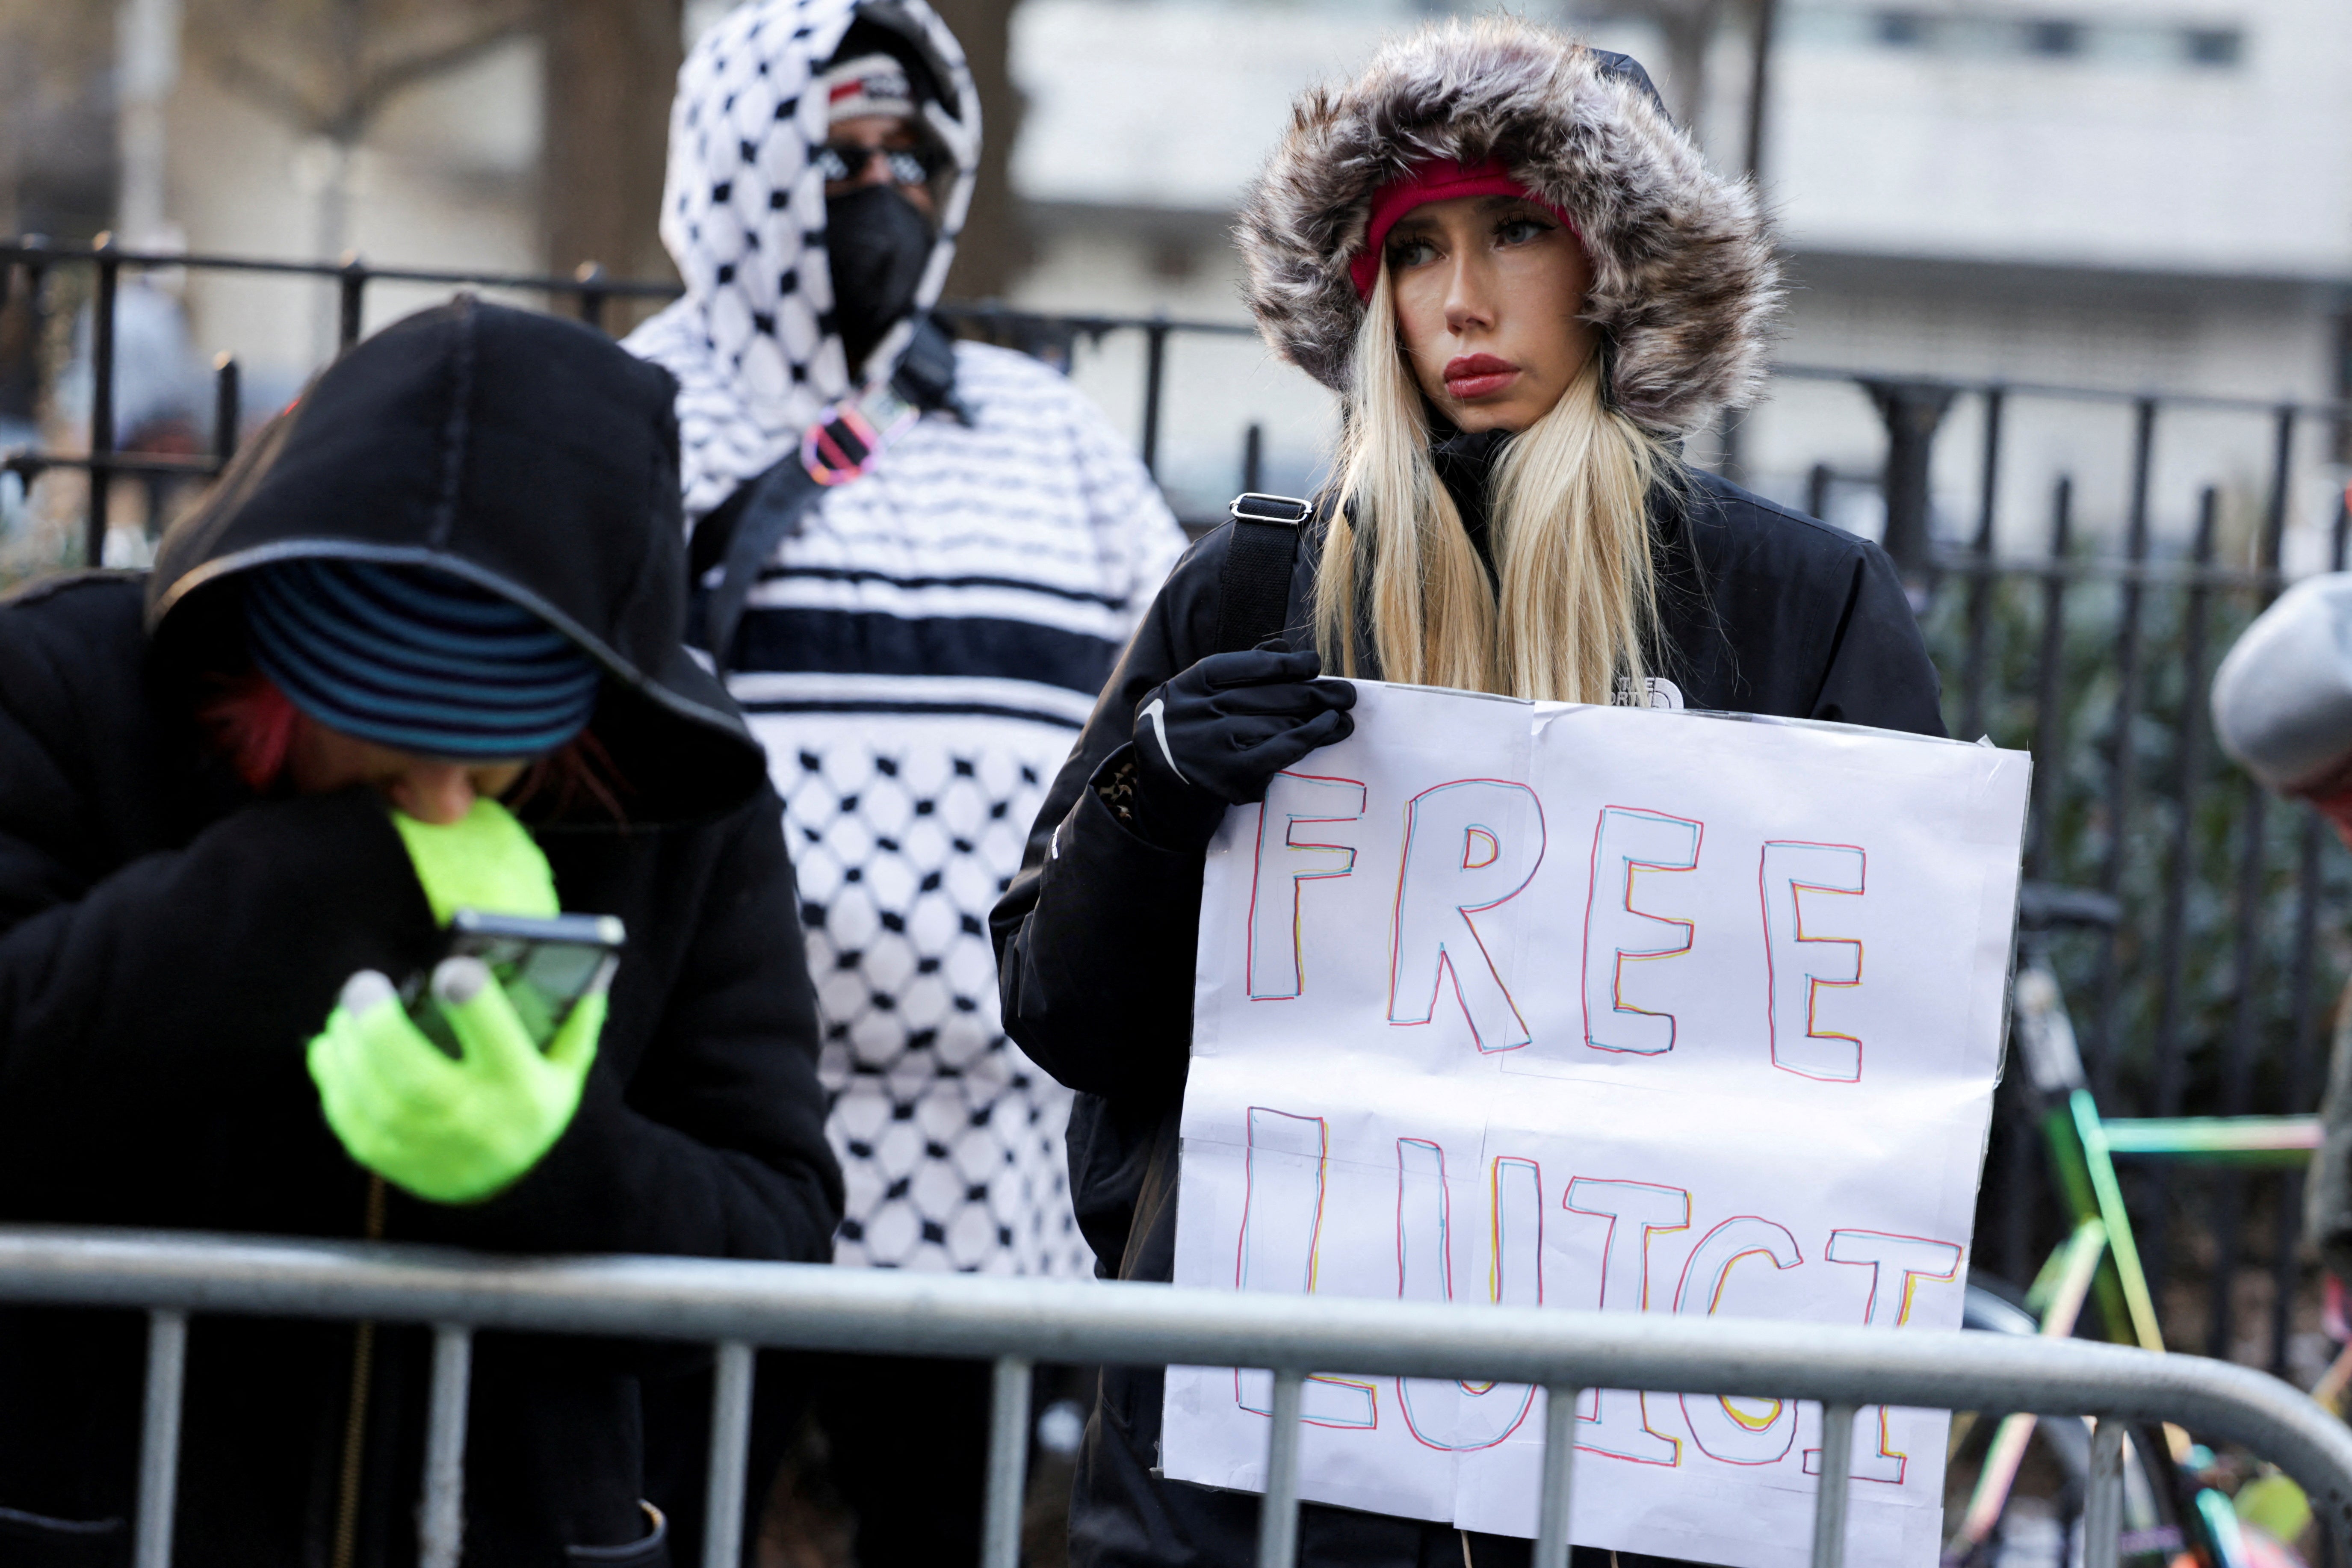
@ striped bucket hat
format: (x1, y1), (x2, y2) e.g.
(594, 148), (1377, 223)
(242, 558), (604, 759)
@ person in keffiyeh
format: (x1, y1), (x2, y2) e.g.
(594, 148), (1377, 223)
(625, 3), (1187, 1562)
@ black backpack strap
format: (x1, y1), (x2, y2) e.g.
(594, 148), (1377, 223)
(1214, 492), (1311, 654)
(891, 314), (973, 426)
(1067, 493), (1306, 1277)
(696, 316), (970, 675)
(700, 456), (827, 678)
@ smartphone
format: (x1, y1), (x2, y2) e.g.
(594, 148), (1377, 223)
(408, 910), (626, 1053)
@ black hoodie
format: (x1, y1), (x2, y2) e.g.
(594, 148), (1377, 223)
(0, 300), (837, 1567)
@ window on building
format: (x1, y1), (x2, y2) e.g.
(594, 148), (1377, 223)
(2181, 27), (2243, 66)
(1874, 9), (1929, 46)
(1835, 5), (2246, 70)
(2022, 19), (2083, 55)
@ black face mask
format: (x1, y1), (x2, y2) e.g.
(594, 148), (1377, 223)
(827, 183), (934, 377)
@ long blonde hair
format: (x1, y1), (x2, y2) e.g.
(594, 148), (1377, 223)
(1314, 268), (1674, 703)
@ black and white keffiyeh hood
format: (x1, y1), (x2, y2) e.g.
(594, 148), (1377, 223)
(625, 0), (979, 520)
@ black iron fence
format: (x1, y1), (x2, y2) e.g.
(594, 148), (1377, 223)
(5, 236), (2351, 1377)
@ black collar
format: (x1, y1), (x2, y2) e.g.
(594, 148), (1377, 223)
(1427, 417), (1514, 576)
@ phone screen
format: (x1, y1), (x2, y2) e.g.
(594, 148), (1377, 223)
(410, 912), (626, 1052)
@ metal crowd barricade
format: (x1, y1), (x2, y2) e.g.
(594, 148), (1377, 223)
(1, 1228), (2349, 1568)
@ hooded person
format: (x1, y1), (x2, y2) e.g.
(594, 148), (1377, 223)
(623, 1), (1187, 1561)
(2211, 571), (2352, 1326)
(0, 297), (840, 1567)
(991, 18), (1945, 1568)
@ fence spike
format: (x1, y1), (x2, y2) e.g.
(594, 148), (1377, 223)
(1140, 319), (1170, 478)
(337, 253), (367, 354)
(211, 355), (241, 472)
(87, 237), (118, 569)
(1957, 386), (2004, 741)
(2142, 486), (2222, 1311)
(574, 261), (609, 333)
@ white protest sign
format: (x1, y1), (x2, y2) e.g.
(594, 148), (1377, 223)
(1164, 681), (2030, 1568)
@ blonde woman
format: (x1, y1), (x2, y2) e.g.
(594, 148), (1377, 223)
(993, 20), (1942, 1568)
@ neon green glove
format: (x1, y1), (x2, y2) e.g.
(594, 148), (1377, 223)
(307, 959), (604, 1205)
(390, 799), (558, 926)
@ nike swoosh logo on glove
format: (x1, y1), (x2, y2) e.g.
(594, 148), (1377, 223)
(1140, 697), (1189, 785)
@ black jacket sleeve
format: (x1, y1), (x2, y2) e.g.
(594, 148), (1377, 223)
(0, 579), (434, 1223)
(0, 785), (446, 1223)
(993, 532), (1234, 1107)
(431, 792), (843, 1262)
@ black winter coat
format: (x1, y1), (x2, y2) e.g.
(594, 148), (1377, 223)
(0, 302), (839, 1568)
(990, 467), (1945, 1568)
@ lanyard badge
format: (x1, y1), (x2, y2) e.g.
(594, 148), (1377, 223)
(801, 381), (922, 486)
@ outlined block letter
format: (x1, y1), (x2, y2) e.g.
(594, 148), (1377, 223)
(1760, 841), (1867, 1081)
(1396, 1143), (1541, 1451)
(1233, 1108), (1377, 1428)
(1564, 1178), (1690, 1465)
(1582, 807), (1703, 1055)
(1672, 1218), (1804, 1464)
(1802, 1229), (1964, 1482)
(1388, 780), (1546, 1052)
(1247, 772), (1366, 1000)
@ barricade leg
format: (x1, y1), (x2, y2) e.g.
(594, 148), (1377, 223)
(1811, 1403), (1856, 1568)
(1533, 1385), (1582, 1568)
(702, 1341), (753, 1568)
(2083, 1417), (2125, 1568)
(134, 1309), (186, 1568)
(419, 1324), (473, 1568)
(981, 1355), (1032, 1568)
(1257, 1369), (1306, 1568)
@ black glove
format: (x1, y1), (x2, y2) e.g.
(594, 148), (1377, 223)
(1120, 643), (1357, 849)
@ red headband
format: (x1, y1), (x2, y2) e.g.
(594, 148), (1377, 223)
(1348, 156), (1577, 301)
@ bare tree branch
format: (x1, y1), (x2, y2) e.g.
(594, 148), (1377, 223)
(188, 0), (543, 144)
(349, 6), (538, 130)
(197, 44), (332, 134)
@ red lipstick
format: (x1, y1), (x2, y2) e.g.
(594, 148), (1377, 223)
(1442, 353), (1519, 400)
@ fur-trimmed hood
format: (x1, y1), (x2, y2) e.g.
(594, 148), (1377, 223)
(1237, 18), (1779, 437)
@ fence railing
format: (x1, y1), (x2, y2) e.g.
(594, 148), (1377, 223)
(6, 234), (2345, 553)
(4, 1224), (2349, 1568)
(5, 237), (2352, 1370)
(0, 237), (1294, 540)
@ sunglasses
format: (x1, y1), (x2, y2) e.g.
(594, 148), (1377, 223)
(815, 141), (945, 186)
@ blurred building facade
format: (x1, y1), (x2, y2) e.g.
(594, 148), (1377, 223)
(1010, 0), (2352, 559)
(4, 0), (2348, 561)
(168, 36), (544, 386)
